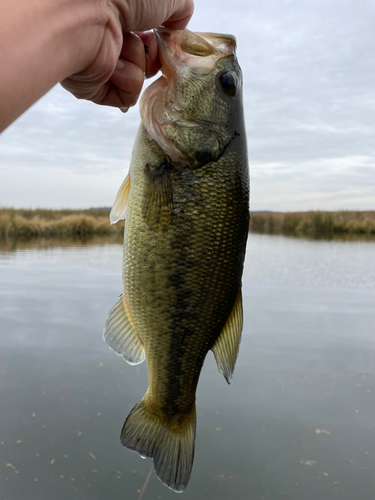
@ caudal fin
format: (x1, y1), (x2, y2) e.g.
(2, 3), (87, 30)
(121, 397), (196, 492)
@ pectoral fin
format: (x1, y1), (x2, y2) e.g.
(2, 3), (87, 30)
(142, 160), (174, 230)
(110, 173), (130, 224)
(211, 289), (243, 384)
(103, 292), (145, 365)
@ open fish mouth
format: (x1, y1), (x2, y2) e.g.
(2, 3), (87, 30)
(155, 27), (237, 79)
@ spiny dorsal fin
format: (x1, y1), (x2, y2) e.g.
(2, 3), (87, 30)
(211, 289), (243, 384)
(110, 173), (130, 224)
(103, 292), (145, 365)
(121, 396), (196, 492)
(142, 160), (174, 230)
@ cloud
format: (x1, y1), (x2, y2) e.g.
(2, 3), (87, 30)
(0, 166), (124, 209)
(250, 156), (375, 211)
(1, 86), (139, 171)
(1, 0), (374, 210)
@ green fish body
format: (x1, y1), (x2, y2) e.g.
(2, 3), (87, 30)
(104, 28), (249, 492)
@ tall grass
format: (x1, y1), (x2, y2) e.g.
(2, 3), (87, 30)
(2, 208), (375, 240)
(250, 211), (375, 236)
(0, 208), (124, 239)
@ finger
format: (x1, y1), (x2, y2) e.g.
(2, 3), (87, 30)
(121, 0), (194, 32)
(136, 31), (160, 79)
(106, 32), (145, 108)
(162, 0), (195, 30)
(118, 32), (145, 73)
(94, 60), (144, 108)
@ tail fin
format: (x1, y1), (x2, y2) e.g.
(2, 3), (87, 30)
(121, 397), (196, 493)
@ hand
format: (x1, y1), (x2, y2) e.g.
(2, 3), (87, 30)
(60, 0), (194, 111)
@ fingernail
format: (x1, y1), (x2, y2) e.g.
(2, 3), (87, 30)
(115, 58), (125, 71)
(120, 107), (129, 113)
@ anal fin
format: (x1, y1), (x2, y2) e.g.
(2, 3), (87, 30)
(211, 289), (243, 384)
(103, 292), (145, 365)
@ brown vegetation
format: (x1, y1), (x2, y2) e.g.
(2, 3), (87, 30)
(2, 208), (375, 240)
(250, 211), (375, 236)
(0, 208), (124, 240)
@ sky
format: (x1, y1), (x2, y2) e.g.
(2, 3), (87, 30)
(1, 0), (375, 211)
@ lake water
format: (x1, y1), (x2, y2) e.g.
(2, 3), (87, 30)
(0, 234), (374, 500)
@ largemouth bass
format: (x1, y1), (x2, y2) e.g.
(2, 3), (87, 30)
(104, 27), (249, 492)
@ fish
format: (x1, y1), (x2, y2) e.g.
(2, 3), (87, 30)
(103, 27), (249, 492)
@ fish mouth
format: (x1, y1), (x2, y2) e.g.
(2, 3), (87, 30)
(155, 27), (237, 80)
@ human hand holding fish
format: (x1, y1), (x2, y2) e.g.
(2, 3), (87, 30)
(0, 0), (194, 132)
(60, 0), (195, 111)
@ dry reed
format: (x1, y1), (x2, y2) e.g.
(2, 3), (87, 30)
(0, 208), (124, 240)
(2, 208), (375, 240)
(250, 211), (375, 236)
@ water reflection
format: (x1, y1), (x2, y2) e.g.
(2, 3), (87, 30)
(0, 235), (123, 253)
(1, 228), (375, 254)
(0, 234), (374, 500)
(250, 228), (375, 243)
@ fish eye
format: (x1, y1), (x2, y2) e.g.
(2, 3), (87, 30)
(218, 71), (237, 97)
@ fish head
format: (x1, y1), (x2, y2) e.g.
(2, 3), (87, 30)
(140, 28), (244, 169)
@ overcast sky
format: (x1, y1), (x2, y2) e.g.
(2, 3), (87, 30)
(1, 0), (375, 211)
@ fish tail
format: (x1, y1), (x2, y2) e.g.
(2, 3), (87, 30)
(121, 396), (196, 493)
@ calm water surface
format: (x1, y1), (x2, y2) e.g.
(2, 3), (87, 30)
(0, 234), (374, 500)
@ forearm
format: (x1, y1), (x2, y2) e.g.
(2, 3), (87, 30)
(0, 0), (108, 132)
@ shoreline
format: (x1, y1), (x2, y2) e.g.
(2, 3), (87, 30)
(1, 208), (375, 240)
(249, 210), (375, 237)
(0, 208), (124, 240)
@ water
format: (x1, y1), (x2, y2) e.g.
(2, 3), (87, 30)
(0, 234), (374, 500)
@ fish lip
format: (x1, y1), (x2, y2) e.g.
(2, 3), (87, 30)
(154, 27), (182, 82)
(154, 27), (172, 56)
(155, 26), (237, 53)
